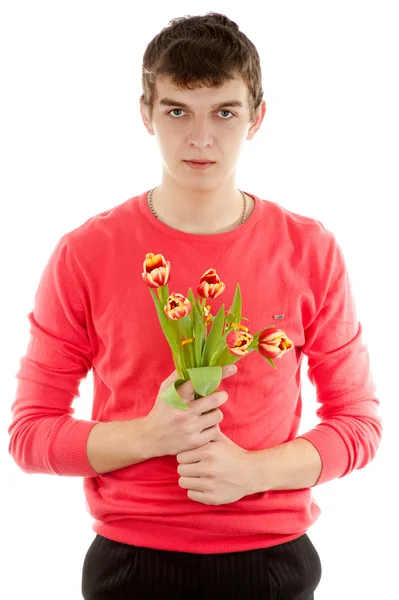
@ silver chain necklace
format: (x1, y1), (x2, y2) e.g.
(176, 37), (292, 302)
(147, 187), (247, 226)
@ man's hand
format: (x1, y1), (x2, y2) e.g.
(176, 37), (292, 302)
(176, 428), (258, 505)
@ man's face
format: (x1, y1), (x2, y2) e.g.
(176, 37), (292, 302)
(140, 75), (265, 186)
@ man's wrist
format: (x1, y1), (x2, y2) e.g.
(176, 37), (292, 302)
(242, 450), (265, 495)
(246, 438), (323, 493)
(139, 415), (163, 460)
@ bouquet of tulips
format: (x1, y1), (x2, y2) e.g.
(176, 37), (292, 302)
(142, 252), (294, 410)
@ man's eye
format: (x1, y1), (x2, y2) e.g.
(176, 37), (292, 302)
(167, 109), (234, 120)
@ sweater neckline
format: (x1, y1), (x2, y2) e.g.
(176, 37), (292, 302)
(136, 188), (261, 243)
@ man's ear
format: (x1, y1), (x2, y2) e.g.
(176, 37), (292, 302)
(247, 100), (266, 141)
(139, 96), (154, 135)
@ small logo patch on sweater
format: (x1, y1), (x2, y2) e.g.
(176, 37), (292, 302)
(273, 314), (285, 319)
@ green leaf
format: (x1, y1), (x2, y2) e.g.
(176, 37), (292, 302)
(159, 366), (224, 410)
(187, 288), (206, 365)
(195, 295), (205, 316)
(225, 283), (242, 326)
(209, 328), (230, 365)
(159, 378), (190, 410)
(149, 287), (180, 354)
(213, 345), (241, 366)
(225, 312), (249, 323)
(201, 304), (225, 366)
(186, 287), (196, 328)
(187, 366), (222, 396)
(195, 325), (206, 367)
(172, 352), (185, 380)
(179, 312), (193, 343)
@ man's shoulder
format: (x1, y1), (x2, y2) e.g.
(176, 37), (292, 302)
(260, 197), (334, 247)
(61, 193), (139, 251)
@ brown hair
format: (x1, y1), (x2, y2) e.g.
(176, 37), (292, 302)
(141, 12), (264, 124)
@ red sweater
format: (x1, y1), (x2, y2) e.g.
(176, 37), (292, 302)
(8, 189), (382, 553)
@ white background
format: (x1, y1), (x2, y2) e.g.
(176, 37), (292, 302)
(1, 1), (398, 598)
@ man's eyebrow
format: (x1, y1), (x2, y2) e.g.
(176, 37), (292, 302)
(158, 97), (244, 110)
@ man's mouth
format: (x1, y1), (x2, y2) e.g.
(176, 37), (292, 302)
(184, 160), (215, 164)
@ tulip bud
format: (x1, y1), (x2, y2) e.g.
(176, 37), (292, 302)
(197, 268), (225, 299)
(164, 293), (192, 320)
(258, 329), (294, 359)
(142, 253), (171, 288)
(226, 330), (254, 356)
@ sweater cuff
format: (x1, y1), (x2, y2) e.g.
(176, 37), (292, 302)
(48, 418), (100, 477)
(297, 425), (350, 486)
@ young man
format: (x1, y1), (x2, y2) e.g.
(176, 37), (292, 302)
(8, 12), (382, 599)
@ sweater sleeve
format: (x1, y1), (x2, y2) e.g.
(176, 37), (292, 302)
(296, 231), (383, 486)
(8, 235), (99, 477)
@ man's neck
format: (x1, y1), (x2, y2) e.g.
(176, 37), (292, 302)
(149, 186), (253, 235)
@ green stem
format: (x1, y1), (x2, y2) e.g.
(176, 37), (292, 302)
(186, 342), (195, 376)
(180, 342), (191, 380)
(172, 352), (185, 380)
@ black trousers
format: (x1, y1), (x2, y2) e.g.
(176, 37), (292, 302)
(82, 532), (322, 599)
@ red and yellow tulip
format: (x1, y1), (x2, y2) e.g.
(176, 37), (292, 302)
(197, 268), (226, 299)
(142, 253), (171, 288)
(258, 329), (294, 359)
(164, 293), (192, 320)
(226, 330), (254, 356)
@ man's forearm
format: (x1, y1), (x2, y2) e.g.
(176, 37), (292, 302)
(248, 438), (323, 493)
(86, 417), (155, 474)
